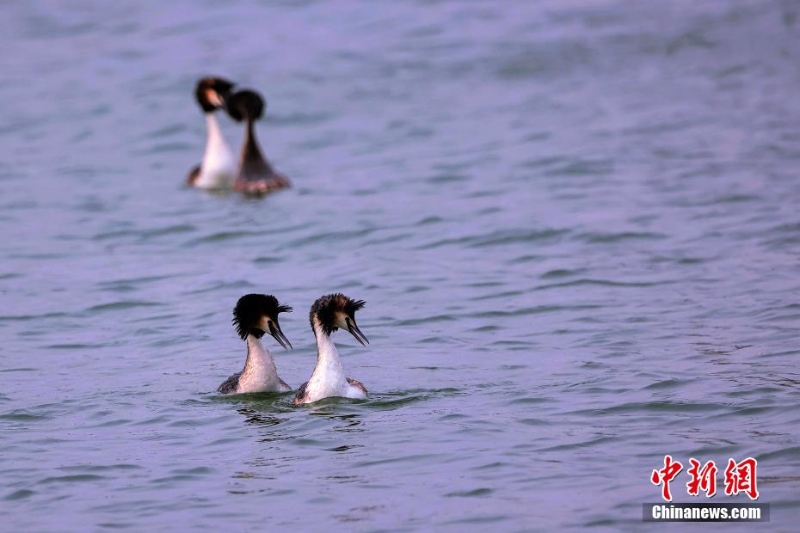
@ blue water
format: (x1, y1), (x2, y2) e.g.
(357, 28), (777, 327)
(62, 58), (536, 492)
(2, 0), (800, 531)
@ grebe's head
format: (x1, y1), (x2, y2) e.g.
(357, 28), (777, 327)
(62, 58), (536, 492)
(310, 293), (368, 345)
(225, 89), (265, 122)
(232, 294), (292, 349)
(195, 77), (235, 113)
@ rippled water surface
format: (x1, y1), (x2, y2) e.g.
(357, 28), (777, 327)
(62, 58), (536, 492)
(2, 1), (800, 531)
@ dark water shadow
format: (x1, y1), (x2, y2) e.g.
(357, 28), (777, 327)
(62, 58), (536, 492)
(292, 387), (465, 413)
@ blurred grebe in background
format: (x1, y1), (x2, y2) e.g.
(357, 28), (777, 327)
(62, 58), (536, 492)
(225, 89), (291, 197)
(187, 77), (237, 190)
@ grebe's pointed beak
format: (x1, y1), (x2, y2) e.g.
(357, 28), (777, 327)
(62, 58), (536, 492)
(268, 321), (293, 350)
(346, 317), (369, 346)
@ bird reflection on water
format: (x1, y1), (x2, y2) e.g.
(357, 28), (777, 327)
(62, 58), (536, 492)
(237, 407), (282, 429)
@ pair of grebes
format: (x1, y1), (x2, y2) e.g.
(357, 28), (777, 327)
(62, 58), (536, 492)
(220, 293), (369, 405)
(188, 77), (289, 196)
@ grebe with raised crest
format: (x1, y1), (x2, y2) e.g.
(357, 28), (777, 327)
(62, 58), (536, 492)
(217, 294), (293, 395)
(293, 293), (369, 405)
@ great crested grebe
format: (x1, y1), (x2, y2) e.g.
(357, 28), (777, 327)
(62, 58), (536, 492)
(293, 293), (369, 405)
(225, 89), (291, 197)
(187, 77), (237, 190)
(217, 294), (293, 395)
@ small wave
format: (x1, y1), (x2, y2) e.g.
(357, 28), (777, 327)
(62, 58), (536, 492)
(287, 388), (466, 412)
(0, 410), (49, 421)
(508, 254), (543, 264)
(141, 224), (196, 239)
(416, 227), (568, 250)
(536, 278), (668, 290)
(715, 63), (748, 79)
(327, 444), (364, 452)
(542, 158), (614, 177)
(4, 489), (35, 501)
(756, 446), (800, 462)
(45, 342), (110, 350)
(363, 396), (424, 409)
(0, 312), (68, 322)
(507, 397), (553, 406)
(180, 280), (253, 295)
(470, 228), (570, 248)
(469, 289), (523, 302)
(518, 418), (548, 426)
(540, 268), (585, 279)
(415, 215), (444, 226)
(576, 231), (668, 243)
(182, 230), (260, 247)
(92, 229), (138, 241)
(538, 435), (620, 452)
(58, 463), (142, 472)
(712, 193), (760, 204)
(469, 304), (603, 318)
(522, 155), (567, 169)
(445, 487), (493, 498)
(85, 300), (162, 313)
(38, 474), (107, 484)
(88, 418), (133, 428)
(395, 314), (455, 326)
(426, 173), (469, 184)
(642, 379), (685, 390)
(252, 255), (286, 264)
(269, 111), (333, 126)
(280, 228), (375, 250)
(571, 400), (724, 416)
(363, 231), (413, 246)
(442, 514), (509, 526)
(138, 142), (194, 155)
(144, 124), (187, 139)
(353, 453), (442, 469)
(97, 274), (174, 290)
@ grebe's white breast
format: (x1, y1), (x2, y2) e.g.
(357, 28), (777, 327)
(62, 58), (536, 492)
(297, 332), (367, 403)
(195, 113), (236, 189)
(237, 336), (291, 393)
(218, 334), (291, 395)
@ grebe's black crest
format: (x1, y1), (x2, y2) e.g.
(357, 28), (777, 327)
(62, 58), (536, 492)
(226, 89), (265, 122)
(195, 77), (235, 113)
(232, 293), (293, 348)
(310, 293), (368, 344)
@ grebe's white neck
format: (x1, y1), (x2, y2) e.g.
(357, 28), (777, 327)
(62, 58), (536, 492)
(237, 333), (288, 393)
(297, 317), (365, 402)
(205, 113), (230, 151)
(196, 113), (235, 189)
(310, 317), (346, 382)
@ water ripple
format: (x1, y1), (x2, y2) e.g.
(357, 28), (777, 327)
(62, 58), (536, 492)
(84, 301), (163, 313)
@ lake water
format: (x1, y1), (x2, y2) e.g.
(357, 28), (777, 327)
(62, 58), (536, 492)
(2, 0), (799, 531)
